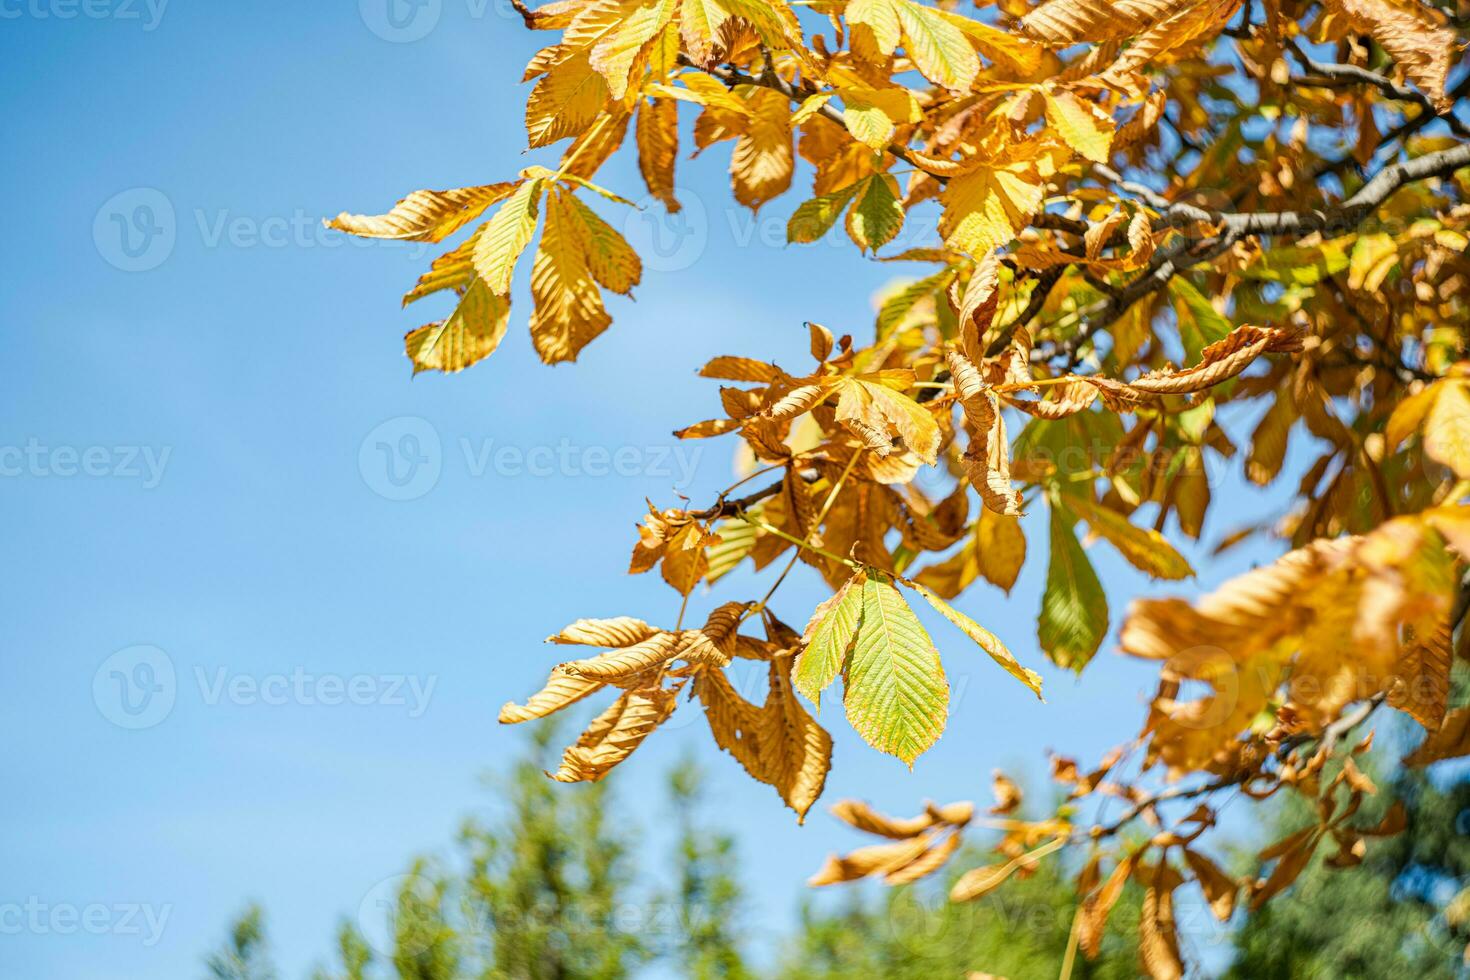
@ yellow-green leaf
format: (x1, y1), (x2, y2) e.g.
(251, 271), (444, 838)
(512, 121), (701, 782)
(797, 570), (867, 706)
(894, 0), (979, 92)
(473, 179), (544, 295)
(788, 181), (863, 244)
(847, 0), (901, 54)
(1042, 89), (1114, 163)
(844, 573), (949, 765)
(846, 174), (904, 253)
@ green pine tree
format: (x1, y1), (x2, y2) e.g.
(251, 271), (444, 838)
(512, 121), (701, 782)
(665, 757), (753, 980)
(206, 904), (276, 980)
(1226, 763), (1470, 979)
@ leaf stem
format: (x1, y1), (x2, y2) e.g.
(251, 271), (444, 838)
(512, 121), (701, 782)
(747, 452), (865, 620)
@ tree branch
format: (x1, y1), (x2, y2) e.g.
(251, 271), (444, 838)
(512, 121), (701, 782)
(1285, 40), (1470, 140)
(676, 56), (948, 179)
(1047, 142), (1470, 363)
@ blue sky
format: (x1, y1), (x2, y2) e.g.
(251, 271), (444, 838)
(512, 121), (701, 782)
(1, 4), (1302, 976)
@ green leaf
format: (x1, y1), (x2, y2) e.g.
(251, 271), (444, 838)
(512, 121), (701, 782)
(846, 174), (904, 254)
(1038, 505), (1109, 673)
(1239, 241), (1349, 285)
(1066, 496), (1193, 581)
(876, 268), (956, 338)
(844, 573), (949, 765)
(1168, 277), (1230, 362)
(787, 181), (863, 244)
(909, 582), (1043, 700)
(795, 570), (866, 706)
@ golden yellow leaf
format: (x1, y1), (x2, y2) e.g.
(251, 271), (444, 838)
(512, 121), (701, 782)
(910, 582), (1044, 699)
(940, 163), (1044, 257)
(1079, 854), (1136, 957)
(636, 96), (681, 211)
(829, 798), (937, 838)
(588, 0), (676, 99)
(499, 665), (604, 723)
(1182, 848), (1238, 922)
(884, 829), (963, 884)
(559, 632), (684, 683)
(1129, 324), (1302, 394)
(1020, 0), (1194, 43)
(552, 686), (678, 782)
(808, 833), (934, 885)
(1068, 495), (1194, 580)
(527, 187), (613, 363)
(1325, 0), (1456, 109)
(403, 279), (512, 374)
(548, 616), (662, 646)
(526, 50), (610, 147)
(327, 184), (516, 242)
(837, 377), (941, 464)
(1406, 706), (1470, 766)
(730, 86), (795, 210)
(1423, 377), (1470, 478)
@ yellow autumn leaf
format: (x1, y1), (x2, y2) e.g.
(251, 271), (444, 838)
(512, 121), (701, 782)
(1042, 89), (1115, 163)
(403, 278), (512, 374)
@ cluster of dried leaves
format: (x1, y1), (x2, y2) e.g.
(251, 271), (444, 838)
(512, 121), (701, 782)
(330, 0), (1470, 974)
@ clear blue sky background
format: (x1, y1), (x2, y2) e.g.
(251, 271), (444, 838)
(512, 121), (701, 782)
(2, 4), (1300, 977)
